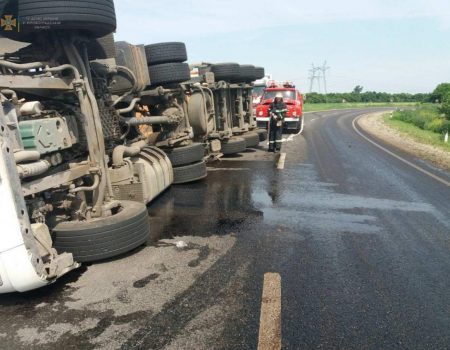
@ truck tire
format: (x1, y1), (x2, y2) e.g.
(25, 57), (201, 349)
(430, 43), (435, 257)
(221, 137), (246, 155)
(52, 201), (150, 263)
(255, 129), (268, 142)
(211, 63), (240, 82)
(145, 42), (187, 65)
(162, 143), (205, 167)
(241, 132), (260, 148)
(239, 65), (256, 83)
(87, 33), (116, 60)
(0, 0), (117, 42)
(173, 160), (207, 184)
(149, 62), (190, 86)
(254, 67), (265, 80)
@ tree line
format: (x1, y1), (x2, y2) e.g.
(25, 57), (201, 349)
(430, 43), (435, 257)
(304, 86), (431, 104)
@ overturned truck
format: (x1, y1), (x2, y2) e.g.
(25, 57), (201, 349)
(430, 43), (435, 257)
(0, 0), (266, 293)
(0, 0), (174, 293)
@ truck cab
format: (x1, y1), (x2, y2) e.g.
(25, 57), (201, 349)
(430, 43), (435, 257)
(255, 82), (303, 132)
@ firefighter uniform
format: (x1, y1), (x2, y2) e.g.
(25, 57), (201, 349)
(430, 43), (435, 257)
(268, 97), (287, 152)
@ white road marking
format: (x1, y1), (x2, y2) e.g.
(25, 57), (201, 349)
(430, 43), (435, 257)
(353, 115), (450, 187)
(258, 273), (282, 350)
(277, 153), (287, 170)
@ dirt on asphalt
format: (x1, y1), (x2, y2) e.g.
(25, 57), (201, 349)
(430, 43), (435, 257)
(358, 112), (450, 172)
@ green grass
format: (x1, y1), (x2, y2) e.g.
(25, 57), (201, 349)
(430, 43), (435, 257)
(383, 114), (450, 152)
(303, 102), (416, 112)
(391, 104), (450, 134)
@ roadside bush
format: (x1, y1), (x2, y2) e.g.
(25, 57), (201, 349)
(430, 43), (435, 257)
(393, 106), (450, 134)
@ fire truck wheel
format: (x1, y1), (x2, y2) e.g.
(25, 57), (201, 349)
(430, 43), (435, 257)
(52, 201), (150, 263)
(0, 0), (117, 42)
(221, 137), (246, 155)
(242, 132), (260, 148)
(211, 63), (241, 82)
(145, 42), (187, 65)
(86, 33), (116, 60)
(239, 65), (256, 83)
(148, 62), (191, 86)
(173, 161), (208, 185)
(254, 67), (265, 80)
(162, 143), (205, 167)
(255, 129), (268, 142)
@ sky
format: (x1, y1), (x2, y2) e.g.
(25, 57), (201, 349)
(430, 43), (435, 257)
(114, 0), (450, 93)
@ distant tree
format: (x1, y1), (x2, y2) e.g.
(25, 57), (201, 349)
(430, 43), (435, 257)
(353, 85), (364, 94)
(304, 93), (326, 103)
(439, 92), (450, 120)
(430, 83), (450, 103)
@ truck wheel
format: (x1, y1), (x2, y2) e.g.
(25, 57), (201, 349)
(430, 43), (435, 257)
(211, 63), (241, 82)
(221, 137), (246, 155)
(52, 201), (150, 263)
(149, 62), (190, 86)
(145, 42), (187, 65)
(255, 129), (268, 142)
(239, 65), (256, 83)
(1, 0), (117, 42)
(173, 161), (207, 184)
(87, 33), (116, 60)
(241, 132), (260, 148)
(254, 67), (265, 80)
(162, 143), (205, 167)
(187, 92), (215, 137)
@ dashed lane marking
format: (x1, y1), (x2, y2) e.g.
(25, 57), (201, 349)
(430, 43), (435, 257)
(277, 153), (287, 170)
(353, 115), (450, 187)
(258, 273), (282, 350)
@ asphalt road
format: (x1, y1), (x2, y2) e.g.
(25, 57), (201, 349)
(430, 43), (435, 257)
(1, 109), (450, 349)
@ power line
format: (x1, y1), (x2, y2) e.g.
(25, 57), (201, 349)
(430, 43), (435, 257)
(321, 61), (330, 95)
(308, 61), (330, 95)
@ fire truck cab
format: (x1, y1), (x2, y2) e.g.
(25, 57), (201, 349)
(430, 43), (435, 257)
(255, 82), (303, 132)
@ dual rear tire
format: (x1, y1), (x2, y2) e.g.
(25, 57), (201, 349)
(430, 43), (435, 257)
(162, 143), (207, 184)
(145, 42), (190, 86)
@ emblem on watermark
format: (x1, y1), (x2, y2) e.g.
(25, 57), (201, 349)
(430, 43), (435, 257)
(0, 15), (17, 31)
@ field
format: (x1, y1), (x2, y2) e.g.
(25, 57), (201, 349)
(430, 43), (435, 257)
(303, 102), (417, 112)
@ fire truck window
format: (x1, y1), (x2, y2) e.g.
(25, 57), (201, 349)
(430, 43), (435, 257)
(262, 91), (296, 100)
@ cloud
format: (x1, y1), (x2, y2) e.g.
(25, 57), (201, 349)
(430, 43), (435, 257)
(114, 0), (450, 42)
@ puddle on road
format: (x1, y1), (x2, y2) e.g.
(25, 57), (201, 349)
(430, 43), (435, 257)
(251, 159), (438, 241)
(147, 170), (264, 242)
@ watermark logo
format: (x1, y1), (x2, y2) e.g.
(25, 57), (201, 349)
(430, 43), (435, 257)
(1, 14), (17, 31)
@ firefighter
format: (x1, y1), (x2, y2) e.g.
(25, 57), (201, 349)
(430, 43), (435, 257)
(268, 92), (287, 152)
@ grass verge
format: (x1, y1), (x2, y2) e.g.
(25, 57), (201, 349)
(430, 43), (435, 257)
(383, 114), (450, 152)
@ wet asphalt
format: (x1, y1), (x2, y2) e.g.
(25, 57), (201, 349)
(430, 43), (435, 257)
(1, 109), (450, 349)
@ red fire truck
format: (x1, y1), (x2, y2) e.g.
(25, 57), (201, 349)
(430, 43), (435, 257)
(255, 82), (304, 132)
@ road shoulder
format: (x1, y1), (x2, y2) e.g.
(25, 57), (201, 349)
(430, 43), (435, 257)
(357, 112), (450, 172)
